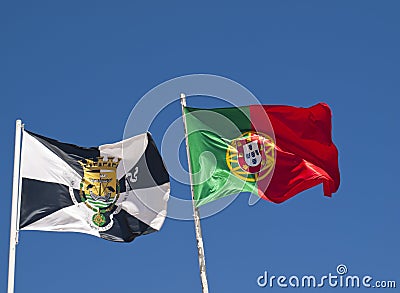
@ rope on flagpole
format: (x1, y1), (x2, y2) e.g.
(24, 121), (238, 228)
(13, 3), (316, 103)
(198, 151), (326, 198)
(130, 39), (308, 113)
(8, 119), (23, 293)
(180, 94), (210, 293)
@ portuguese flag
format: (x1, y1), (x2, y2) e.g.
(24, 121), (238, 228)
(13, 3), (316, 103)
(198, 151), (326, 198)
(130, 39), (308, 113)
(183, 103), (340, 207)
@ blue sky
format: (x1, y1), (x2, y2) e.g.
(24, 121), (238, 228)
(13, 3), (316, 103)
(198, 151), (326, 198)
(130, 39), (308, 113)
(1, 1), (399, 292)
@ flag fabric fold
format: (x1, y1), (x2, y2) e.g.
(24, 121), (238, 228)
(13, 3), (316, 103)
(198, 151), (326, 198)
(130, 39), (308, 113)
(183, 103), (340, 206)
(19, 130), (169, 242)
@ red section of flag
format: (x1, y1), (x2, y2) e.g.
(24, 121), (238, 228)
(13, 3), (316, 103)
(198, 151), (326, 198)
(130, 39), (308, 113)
(250, 103), (340, 203)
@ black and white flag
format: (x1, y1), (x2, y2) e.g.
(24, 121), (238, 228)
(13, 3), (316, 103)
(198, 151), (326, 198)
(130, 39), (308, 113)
(19, 130), (169, 242)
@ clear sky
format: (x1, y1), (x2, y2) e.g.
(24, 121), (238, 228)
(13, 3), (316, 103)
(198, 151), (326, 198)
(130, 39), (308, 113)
(1, 1), (399, 292)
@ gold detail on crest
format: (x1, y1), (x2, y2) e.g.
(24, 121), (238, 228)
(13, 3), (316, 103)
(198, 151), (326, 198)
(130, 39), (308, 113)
(79, 156), (121, 227)
(92, 212), (106, 227)
(226, 131), (275, 182)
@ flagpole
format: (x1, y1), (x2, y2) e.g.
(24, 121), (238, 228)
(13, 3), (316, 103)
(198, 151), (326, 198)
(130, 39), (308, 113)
(8, 119), (23, 293)
(180, 93), (210, 293)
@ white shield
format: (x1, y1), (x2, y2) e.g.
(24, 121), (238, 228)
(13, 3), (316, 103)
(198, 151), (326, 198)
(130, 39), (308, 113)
(243, 141), (262, 167)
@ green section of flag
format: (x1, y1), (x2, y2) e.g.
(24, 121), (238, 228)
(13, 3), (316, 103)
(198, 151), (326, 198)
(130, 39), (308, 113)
(184, 106), (257, 206)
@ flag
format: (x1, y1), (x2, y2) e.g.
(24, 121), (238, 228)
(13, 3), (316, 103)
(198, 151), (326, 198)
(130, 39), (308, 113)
(183, 103), (340, 206)
(19, 130), (169, 242)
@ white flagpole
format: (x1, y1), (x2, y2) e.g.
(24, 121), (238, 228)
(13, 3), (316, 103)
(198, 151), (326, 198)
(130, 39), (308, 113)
(8, 119), (23, 293)
(180, 94), (210, 293)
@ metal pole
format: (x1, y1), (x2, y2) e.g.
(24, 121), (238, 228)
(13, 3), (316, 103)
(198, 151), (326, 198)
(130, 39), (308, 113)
(180, 93), (210, 293)
(8, 119), (23, 293)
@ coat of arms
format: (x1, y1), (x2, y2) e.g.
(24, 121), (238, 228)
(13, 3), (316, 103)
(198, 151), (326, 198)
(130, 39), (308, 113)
(226, 131), (275, 182)
(79, 157), (121, 227)
(235, 137), (264, 174)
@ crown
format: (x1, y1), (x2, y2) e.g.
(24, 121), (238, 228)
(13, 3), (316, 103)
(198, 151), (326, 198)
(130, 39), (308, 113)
(80, 156), (121, 170)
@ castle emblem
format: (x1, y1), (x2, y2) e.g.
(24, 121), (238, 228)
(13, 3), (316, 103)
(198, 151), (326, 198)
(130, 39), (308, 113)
(79, 157), (121, 227)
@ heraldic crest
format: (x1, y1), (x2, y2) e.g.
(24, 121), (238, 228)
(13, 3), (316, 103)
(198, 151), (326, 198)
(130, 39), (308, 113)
(226, 131), (275, 182)
(79, 157), (121, 227)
